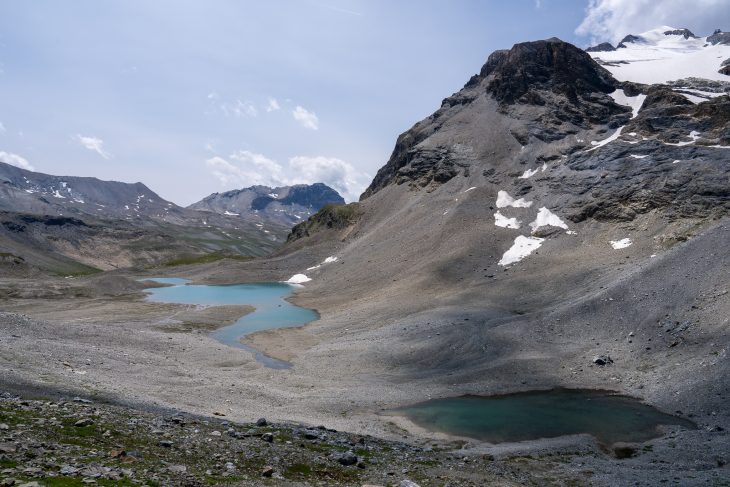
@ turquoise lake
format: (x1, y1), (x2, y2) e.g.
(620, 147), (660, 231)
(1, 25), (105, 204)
(143, 278), (319, 369)
(395, 389), (696, 445)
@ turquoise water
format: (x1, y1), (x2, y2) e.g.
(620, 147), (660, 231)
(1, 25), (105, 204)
(395, 389), (696, 445)
(143, 278), (319, 369)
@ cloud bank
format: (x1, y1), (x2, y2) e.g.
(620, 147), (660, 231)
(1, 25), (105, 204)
(0, 151), (34, 171)
(206, 150), (368, 201)
(576, 0), (730, 45)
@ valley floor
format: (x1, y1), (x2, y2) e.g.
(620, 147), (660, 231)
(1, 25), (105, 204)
(1, 218), (729, 486)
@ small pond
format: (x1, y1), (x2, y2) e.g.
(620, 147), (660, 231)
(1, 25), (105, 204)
(394, 388), (696, 445)
(143, 278), (319, 369)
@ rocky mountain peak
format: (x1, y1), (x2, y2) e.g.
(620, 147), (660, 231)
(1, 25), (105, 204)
(663, 28), (697, 39)
(480, 38), (616, 105)
(708, 29), (730, 45)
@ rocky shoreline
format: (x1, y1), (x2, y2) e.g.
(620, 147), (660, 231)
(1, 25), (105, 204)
(0, 391), (530, 487)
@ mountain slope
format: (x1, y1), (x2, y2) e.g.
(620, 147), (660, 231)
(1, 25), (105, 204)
(0, 162), (291, 272)
(206, 33), (730, 453)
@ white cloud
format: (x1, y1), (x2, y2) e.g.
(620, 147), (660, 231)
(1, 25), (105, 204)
(221, 99), (258, 118)
(266, 97), (281, 112)
(576, 0), (730, 45)
(205, 151), (368, 201)
(288, 155), (367, 201)
(74, 134), (111, 159)
(292, 105), (319, 130)
(0, 151), (34, 171)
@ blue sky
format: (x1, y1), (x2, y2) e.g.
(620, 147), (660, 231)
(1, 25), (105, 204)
(1, 0), (728, 204)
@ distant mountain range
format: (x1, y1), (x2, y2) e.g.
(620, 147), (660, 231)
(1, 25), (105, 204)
(188, 183), (344, 227)
(0, 161), (343, 273)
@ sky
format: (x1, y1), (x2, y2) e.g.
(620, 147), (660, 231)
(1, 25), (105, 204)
(1, 1), (729, 204)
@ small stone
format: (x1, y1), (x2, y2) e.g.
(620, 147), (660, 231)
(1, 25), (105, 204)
(210, 430), (221, 437)
(399, 481), (421, 487)
(1, 479), (15, 487)
(60, 465), (79, 475)
(72, 397), (92, 404)
(110, 449), (126, 458)
(0, 443), (17, 454)
(159, 440), (173, 448)
(18, 483), (42, 487)
(261, 432), (274, 443)
(335, 451), (358, 466)
(261, 466), (274, 477)
(168, 465), (187, 474)
(592, 355), (613, 366)
(613, 442), (638, 459)
(0, 423), (8, 430)
(213, 411), (226, 416)
(74, 418), (94, 427)
(256, 418), (268, 426)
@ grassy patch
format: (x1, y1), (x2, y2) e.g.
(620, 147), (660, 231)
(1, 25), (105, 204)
(156, 252), (254, 268)
(285, 463), (313, 476)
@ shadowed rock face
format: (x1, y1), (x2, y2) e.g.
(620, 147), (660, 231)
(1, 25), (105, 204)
(481, 38), (616, 105)
(663, 28), (696, 39)
(586, 42), (616, 52)
(708, 29), (730, 45)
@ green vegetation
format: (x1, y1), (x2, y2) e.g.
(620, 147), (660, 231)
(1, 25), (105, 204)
(287, 202), (361, 242)
(156, 252), (254, 268)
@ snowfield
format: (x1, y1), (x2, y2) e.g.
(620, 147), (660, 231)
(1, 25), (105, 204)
(589, 26), (730, 85)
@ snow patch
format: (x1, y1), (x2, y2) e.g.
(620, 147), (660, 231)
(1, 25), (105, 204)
(323, 256), (338, 264)
(464, 186), (477, 193)
(589, 126), (624, 151)
(629, 154), (649, 159)
(610, 238), (633, 250)
(223, 210), (240, 216)
(609, 90), (646, 118)
(664, 131), (701, 147)
(589, 26), (730, 85)
(518, 168), (539, 179)
(286, 274), (311, 284)
(498, 236), (545, 266)
(529, 207), (568, 232)
(494, 211), (520, 229)
(496, 190), (533, 208)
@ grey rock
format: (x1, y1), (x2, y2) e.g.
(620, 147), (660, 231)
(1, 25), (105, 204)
(586, 42), (615, 52)
(708, 30), (730, 45)
(158, 440), (173, 448)
(261, 432), (274, 443)
(399, 481), (422, 487)
(0, 443), (17, 454)
(255, 417), (268, 426)
(593, 355), (613, 366)
(334, 451), (358, 466)
(74, 418), (94, 427)
(167, 465), (187, 474)
(60, 465), (79, 475)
